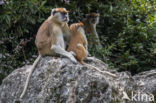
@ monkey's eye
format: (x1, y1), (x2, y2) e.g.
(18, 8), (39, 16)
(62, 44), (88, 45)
(61, 12), (67, 16)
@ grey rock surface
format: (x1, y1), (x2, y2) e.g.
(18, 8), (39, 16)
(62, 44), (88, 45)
(0, 56), (156, 103)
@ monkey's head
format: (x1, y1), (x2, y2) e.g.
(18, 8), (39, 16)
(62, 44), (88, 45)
(70, 22), (85, 34)
(86, 13), (100, 24)
(51, 8), (69, 23)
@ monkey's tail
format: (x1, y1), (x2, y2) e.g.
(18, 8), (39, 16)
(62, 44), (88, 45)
(20, 55), (41, 99)
(81, 61), (117, 78)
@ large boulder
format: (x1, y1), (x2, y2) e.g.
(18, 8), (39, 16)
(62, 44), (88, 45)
(0, 56), (156, 103)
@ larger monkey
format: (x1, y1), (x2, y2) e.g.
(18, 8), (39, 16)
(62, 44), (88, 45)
(20, 8), (77, 99)
(68, 22), (117, 77)
(82, 13), (102, 48)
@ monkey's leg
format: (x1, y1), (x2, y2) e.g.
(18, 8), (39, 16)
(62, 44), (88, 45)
(51, 45), (77, 63)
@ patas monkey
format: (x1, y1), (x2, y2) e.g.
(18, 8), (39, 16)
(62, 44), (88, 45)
(68, 22), (88, 63)
(82, 13), (107, 68)
(68, 22), (117, 77)
(20, 8), (77, 99)
(82, 13), (102, 47)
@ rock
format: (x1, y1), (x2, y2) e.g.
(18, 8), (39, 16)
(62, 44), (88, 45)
(0, 56), (156, 103)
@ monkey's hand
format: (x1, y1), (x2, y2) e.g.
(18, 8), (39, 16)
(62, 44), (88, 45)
(69, 51), (76, 57)
(51, 45), (77, 64)
(68, 53), (77, 64)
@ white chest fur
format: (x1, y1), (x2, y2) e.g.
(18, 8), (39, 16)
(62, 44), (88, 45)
(56, 31), (65, 49)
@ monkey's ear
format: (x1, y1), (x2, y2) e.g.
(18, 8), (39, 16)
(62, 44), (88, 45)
(51, 8), (56, 16)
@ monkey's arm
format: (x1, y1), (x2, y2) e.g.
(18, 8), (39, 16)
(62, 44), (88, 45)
(62, 23), (71, 49)
(84, 42), (88, 52)
(81, 35), (88, 51)
(91, 26), (102, 47)
(50, 25), (77, 63)
(93, 32), (102, 47)
(51, 45), (77, 63)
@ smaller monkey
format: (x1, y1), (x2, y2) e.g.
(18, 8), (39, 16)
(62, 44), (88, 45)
(82, 13), (102, 48)
(67, 22), (88, 63)
(68, 22), (117, 77)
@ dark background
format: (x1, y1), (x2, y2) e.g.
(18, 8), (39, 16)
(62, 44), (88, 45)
(0, 0), (155, 84)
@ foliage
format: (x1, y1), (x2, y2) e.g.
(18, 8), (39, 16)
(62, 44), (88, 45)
(0, 0), (155, 82)
(97, 0), (156, 74)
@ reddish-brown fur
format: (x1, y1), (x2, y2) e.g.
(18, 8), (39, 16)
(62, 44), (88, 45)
(55, 8), (69, 13)
(67, 22), (88, 63)
(68, 22), (117, 78)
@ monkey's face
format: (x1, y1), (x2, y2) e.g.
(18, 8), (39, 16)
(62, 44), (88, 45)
(89, 16), (99, 24)
(87, 13), (100, 24)
(57, 12), (69, 22)
(52, 8), (69, 23)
